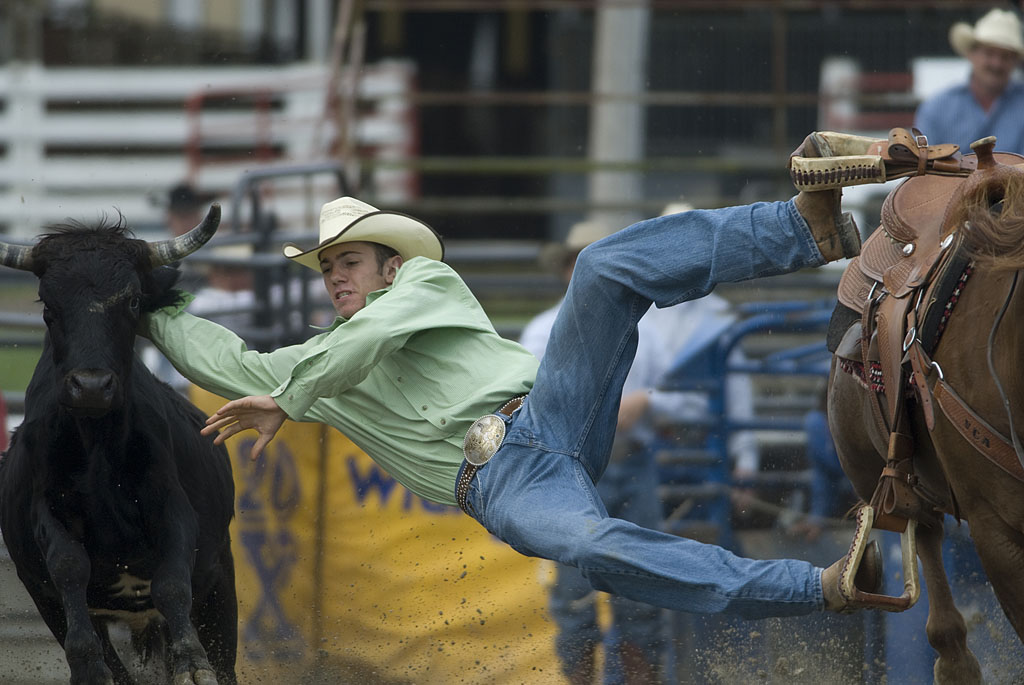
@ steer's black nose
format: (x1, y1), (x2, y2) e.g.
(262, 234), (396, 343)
(62, 369), (119, 416)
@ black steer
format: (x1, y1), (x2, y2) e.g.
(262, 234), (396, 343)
(0, 207), (237, 685)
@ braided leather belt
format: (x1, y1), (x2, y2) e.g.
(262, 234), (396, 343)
(456, 396), (526, 515)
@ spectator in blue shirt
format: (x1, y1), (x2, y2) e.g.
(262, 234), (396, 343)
(914, 7), (1024, 154)
(790, 384), (857, 542)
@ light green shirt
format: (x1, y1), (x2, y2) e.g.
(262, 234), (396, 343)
(142, 257), (538, 506)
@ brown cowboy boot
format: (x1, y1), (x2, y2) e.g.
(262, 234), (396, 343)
(790, 132), (863, 262)
(821, 539), (883, 613)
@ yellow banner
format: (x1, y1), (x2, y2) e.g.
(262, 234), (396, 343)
(192, 388), (563, 683)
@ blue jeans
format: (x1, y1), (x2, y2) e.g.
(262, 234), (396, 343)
(458, 200), (827, 618)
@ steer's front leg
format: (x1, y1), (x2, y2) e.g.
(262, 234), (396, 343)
(149, 489), (218, 685)
(34, 500), (114, 685)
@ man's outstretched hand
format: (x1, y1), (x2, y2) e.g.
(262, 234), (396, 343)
(201, 394), (288, 461)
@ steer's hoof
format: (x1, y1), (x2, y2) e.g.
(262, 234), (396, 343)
(173, 669), (218, 685)
(194, 669), (219, 685)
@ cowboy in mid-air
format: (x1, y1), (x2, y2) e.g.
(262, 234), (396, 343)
(142, 133), (882, 619)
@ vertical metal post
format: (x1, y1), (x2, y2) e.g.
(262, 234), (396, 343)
(587, 0), (650, 231)
(305, 0), (333, 62)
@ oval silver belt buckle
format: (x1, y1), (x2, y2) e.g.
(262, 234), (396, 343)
(463, 414), (506, 466)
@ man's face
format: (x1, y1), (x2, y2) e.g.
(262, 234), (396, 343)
(319, 241), (400, 319)
(968, 43), (1022, 95)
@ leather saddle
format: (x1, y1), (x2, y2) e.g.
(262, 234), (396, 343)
(835, 149), (1024, 415)
(834, 146), (1024, 526)
(827, 134), (1024, 611)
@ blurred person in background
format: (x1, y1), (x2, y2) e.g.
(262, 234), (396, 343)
(190, 243), (314, 337)
(522, 211), (762, 683)
(914, 7), (1024, 154)
(644, 203), (761, 515)
(189, 244), (258, 332)
(521, 219), (689, 684)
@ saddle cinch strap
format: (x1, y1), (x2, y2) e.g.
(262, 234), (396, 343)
(789, 127), (973, 191)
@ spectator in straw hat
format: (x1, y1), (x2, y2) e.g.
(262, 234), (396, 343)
(914, 7), (1024, 154)
(141, 169), (882, 625)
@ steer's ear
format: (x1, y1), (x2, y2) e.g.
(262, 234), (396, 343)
(145, 265), (186, 312)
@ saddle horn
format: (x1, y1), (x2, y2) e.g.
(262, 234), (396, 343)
(971, 136), (998, 171)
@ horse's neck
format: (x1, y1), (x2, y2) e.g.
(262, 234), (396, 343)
(936, 267), (1022, 417)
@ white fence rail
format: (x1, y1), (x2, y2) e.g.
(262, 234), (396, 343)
(0, 61), (418, 239)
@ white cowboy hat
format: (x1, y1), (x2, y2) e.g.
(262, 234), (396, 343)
(949, 8), (1024, 57)
(283, 197), (444, 272)
(539, 219), (615, 271)
(564, 220), (614, 251)
(660, 200), (695, 217)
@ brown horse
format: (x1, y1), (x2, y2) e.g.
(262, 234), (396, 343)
(827, 144), (1024, 683)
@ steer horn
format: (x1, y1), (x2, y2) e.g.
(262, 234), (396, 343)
(0, 240), (35, 272)
(148, 203), (221, 267)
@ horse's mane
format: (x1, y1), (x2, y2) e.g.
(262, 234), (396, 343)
(955, 172), (1024, 270)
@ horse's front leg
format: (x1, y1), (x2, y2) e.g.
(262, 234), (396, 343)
(963, 504), (1024, 641)
(916, 521), (983, 684)
(33, 500), (114, 685)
